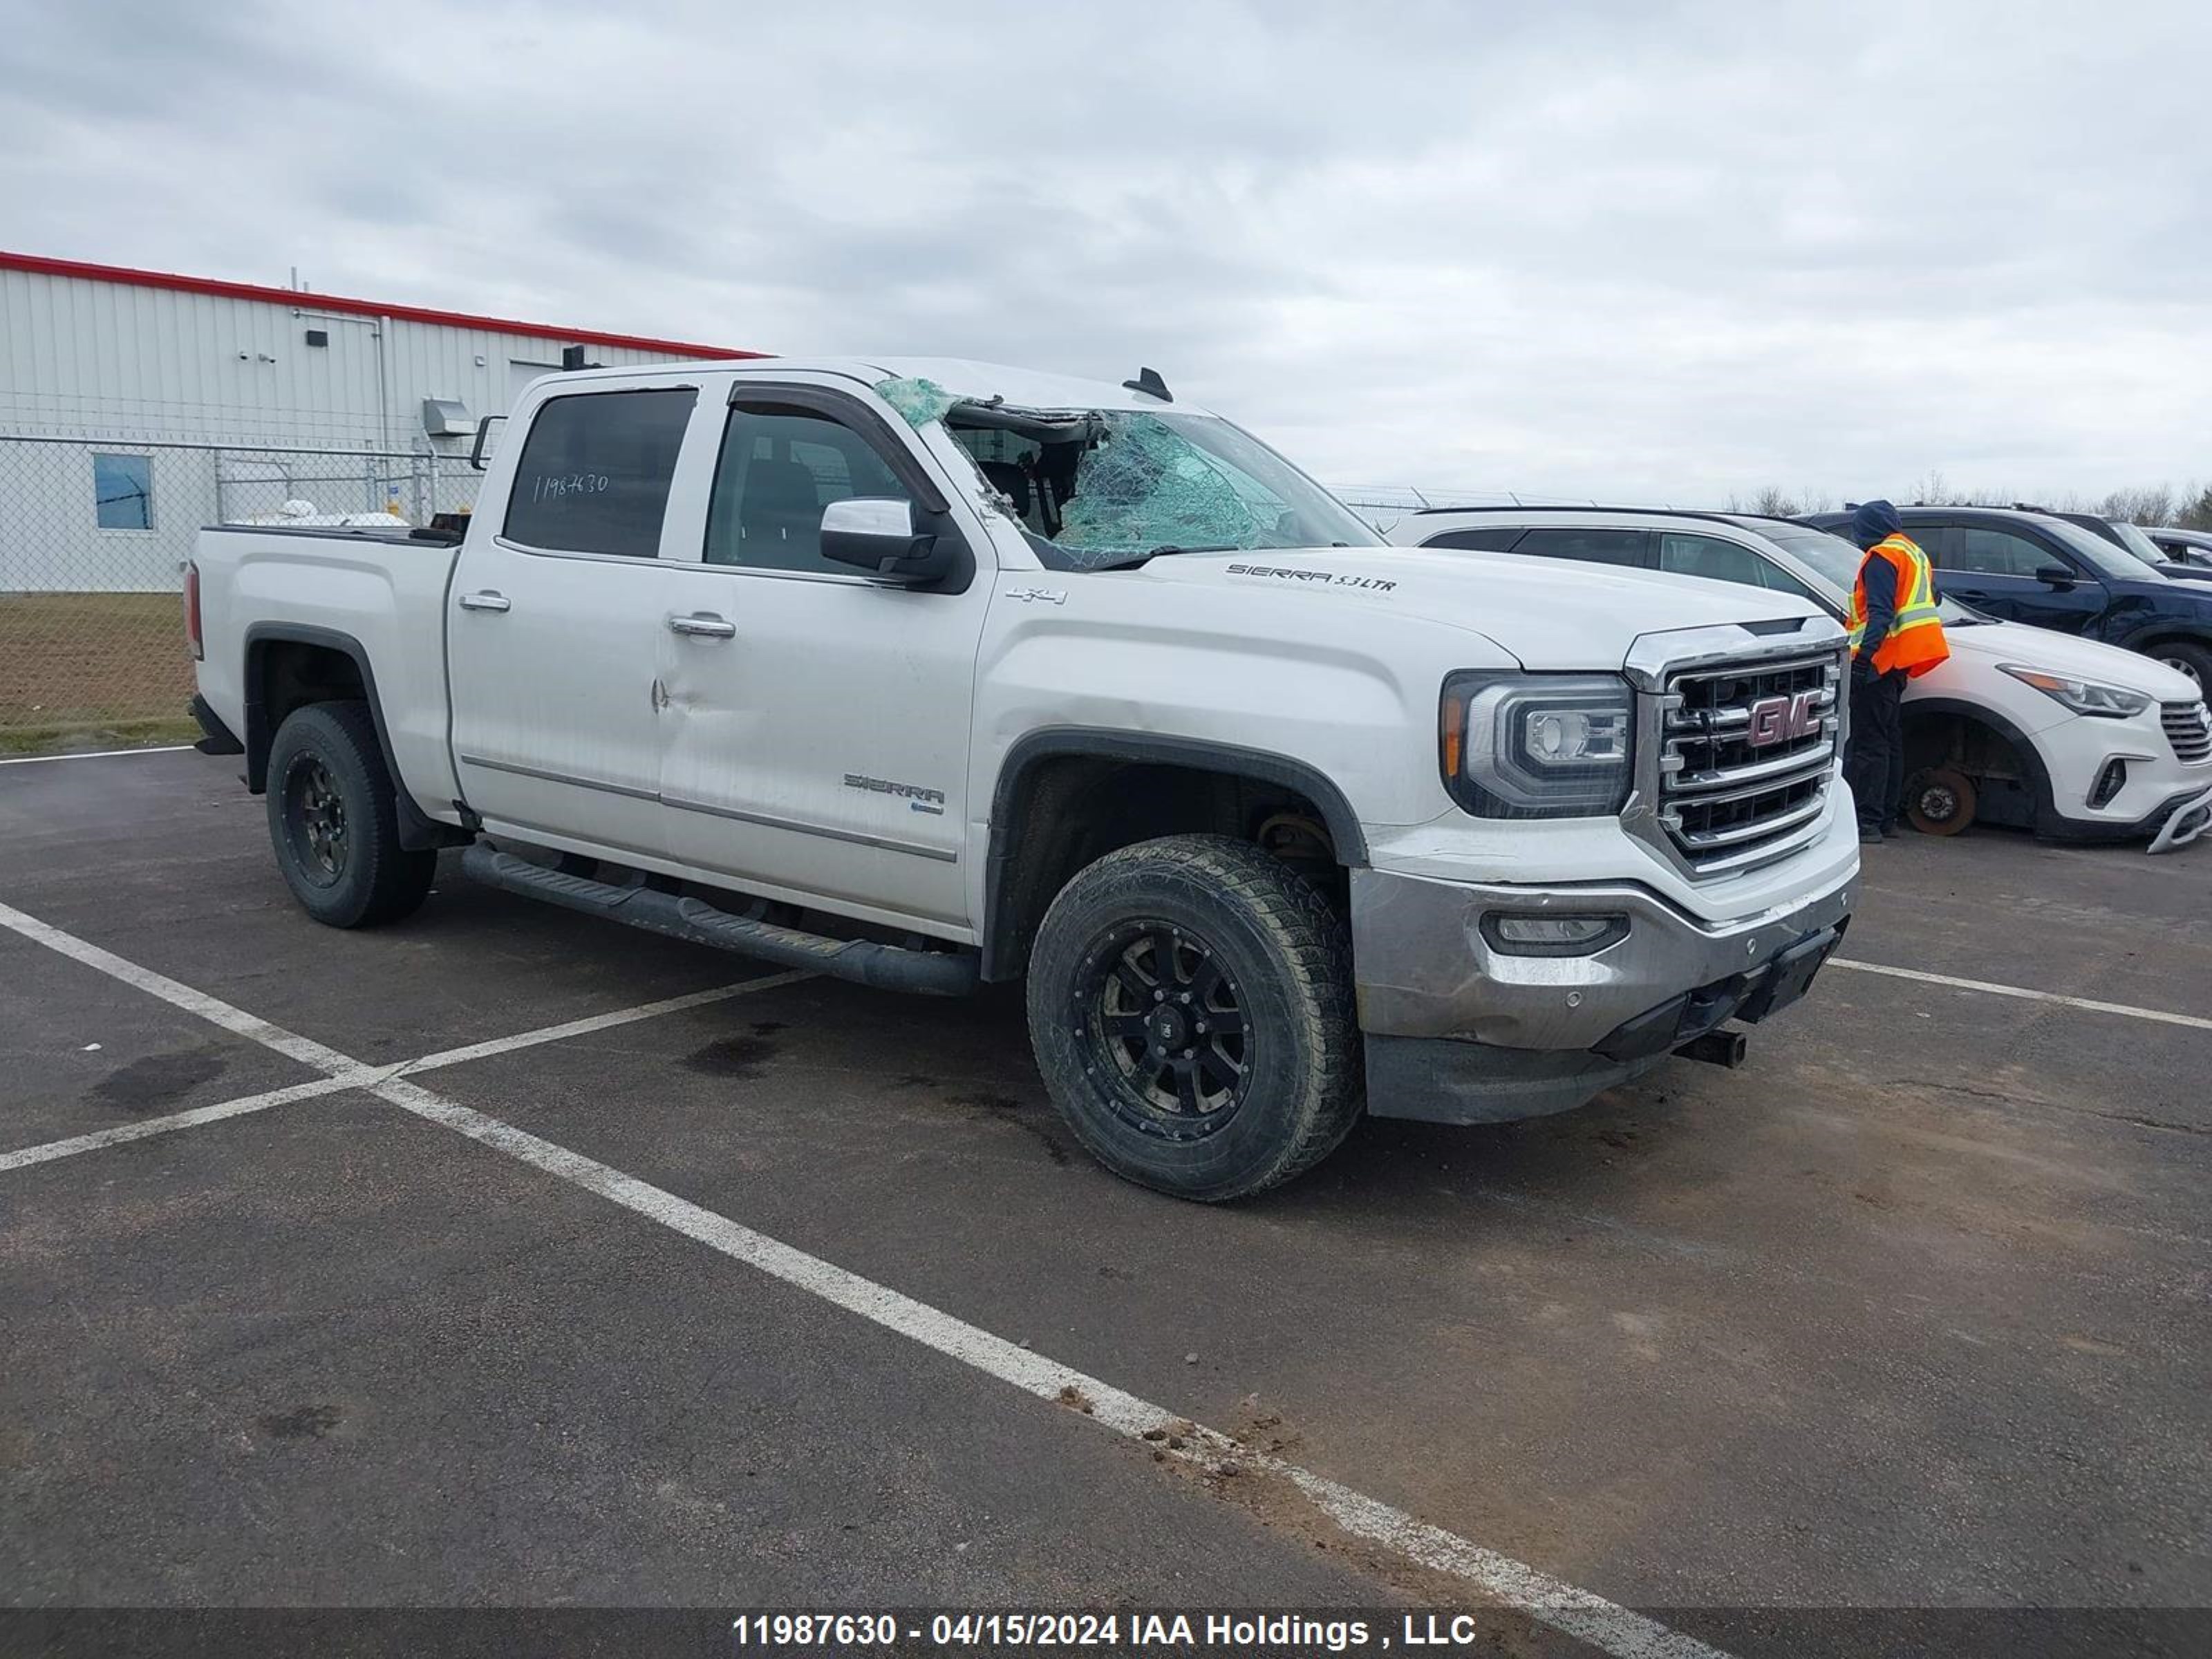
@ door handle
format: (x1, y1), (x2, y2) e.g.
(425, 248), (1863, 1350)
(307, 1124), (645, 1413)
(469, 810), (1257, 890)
(458, 590), (511, 612)
(668, 612), (737, 639)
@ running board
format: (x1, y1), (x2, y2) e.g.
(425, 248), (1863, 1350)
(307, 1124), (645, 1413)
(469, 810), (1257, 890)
(462, 845), (979, 997)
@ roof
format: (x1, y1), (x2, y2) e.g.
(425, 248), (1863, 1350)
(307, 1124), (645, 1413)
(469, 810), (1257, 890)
(550, 355), (1187, 413)
(1803, 504), (2078, 525)
(1408, 503), (1808, 533)
(0, 250), (763, 360)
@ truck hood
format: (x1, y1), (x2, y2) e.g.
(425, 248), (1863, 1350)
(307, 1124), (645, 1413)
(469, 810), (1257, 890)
(1945, 618), (2202, 701)
(1118, 547), (1829, 669)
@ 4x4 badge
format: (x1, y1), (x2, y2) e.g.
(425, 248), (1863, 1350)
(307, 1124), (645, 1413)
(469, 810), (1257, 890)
(1003, 587), (1066, 605)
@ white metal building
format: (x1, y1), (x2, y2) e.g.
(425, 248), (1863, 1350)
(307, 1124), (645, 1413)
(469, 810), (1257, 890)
(0, 251), (755, 590)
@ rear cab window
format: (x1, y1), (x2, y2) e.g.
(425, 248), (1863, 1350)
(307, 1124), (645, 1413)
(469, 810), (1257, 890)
(503, 387), (698, 558)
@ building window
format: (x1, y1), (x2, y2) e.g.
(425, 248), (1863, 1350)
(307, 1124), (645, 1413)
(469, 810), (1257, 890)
(93, 453), (153, 531)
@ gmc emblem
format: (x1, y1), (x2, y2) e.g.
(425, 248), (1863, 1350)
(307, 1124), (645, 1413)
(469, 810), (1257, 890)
(1747, 689), (1823, 748)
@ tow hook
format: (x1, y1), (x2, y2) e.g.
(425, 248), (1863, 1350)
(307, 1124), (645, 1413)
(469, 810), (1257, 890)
(1676, 1029), (1747, 1068)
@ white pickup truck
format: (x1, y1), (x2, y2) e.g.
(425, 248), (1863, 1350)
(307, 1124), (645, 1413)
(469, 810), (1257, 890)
(187, 357), (1857, 1199)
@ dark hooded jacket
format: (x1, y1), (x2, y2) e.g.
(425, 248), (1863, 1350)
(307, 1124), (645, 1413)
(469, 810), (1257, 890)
(1849, 499), (1906, 664)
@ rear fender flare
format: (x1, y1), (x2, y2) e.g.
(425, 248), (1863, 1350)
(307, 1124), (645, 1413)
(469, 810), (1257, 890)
(243, 623), (464, 851)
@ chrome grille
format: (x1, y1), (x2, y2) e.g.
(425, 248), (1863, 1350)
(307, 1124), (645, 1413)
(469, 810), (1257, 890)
(1654, 650), (1844, 872)
(2165, 700), (2212, 765)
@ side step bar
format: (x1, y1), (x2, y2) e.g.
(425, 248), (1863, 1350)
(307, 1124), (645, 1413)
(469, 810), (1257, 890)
(462, 845), (979, 997)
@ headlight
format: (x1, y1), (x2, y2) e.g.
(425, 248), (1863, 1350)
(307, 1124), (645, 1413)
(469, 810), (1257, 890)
(1440, 671), (1634, 817)
(1998, 664), (2153, 719)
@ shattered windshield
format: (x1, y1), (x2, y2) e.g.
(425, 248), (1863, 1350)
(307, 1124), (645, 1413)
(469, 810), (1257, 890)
(877, 378), (1382, 570)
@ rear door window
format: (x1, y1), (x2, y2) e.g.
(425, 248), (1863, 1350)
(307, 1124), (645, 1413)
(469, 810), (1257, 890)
(1506, 527), (1651, 568)
(503, 388), (698, 558)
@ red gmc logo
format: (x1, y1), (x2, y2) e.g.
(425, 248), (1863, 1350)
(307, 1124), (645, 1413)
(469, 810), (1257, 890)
(1747, 689), (1823, 748)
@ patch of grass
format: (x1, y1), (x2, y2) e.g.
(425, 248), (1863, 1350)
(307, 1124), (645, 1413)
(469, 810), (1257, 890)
(1, 592), (198, 756)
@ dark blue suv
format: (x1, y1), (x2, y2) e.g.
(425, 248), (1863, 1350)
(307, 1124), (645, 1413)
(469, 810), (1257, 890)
(1802, 505), (2212, 695)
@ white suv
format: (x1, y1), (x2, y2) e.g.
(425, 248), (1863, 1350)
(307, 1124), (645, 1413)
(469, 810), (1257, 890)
(1391, 508), (2212, 852)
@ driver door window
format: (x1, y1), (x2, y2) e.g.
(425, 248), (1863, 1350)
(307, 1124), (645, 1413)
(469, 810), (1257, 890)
(704, 407), (913, 574)
(1949, 527), (2059, 579)
(1658, 532), (1773, 588)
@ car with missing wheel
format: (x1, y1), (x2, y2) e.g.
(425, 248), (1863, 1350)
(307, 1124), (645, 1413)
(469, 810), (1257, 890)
(1389, 508), (2212, 851)
(182, 357), (1859, 1200)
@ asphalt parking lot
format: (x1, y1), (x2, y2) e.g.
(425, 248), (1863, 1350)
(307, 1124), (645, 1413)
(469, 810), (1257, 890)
(3, 747), (2207, 1658)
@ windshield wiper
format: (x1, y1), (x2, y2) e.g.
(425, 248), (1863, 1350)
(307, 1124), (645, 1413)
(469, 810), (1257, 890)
(1085, 543), (1239, 572)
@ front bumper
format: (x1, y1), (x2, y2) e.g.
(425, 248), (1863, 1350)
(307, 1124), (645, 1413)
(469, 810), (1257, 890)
(2149, 782), (2212, 853)
(1352, 863), (1855, 1050)
(1352, 861), (1855, 1125)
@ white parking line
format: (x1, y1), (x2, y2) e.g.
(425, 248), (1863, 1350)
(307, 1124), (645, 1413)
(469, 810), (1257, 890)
(0, 898), (360, 1073)
(1831, 957), (2212, 1033)
(395, 973), (812, 1075)
(0, 745), (196, 767)
(375, 1069), (1729, 1659)
(0, 903), (808, 1172)
(1, 897), (1730, 1659)
(0, 1074), (369, 1174)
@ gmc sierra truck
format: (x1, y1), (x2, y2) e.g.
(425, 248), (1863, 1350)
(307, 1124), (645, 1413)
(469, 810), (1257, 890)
(187, 357), (1857, 1199)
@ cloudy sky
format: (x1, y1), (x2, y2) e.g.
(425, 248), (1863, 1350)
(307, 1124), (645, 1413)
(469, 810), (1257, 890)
(3, 0), (2206, 503)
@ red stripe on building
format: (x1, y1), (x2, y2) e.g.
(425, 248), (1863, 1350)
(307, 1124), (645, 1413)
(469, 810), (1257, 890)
(0, 250), (764, 360)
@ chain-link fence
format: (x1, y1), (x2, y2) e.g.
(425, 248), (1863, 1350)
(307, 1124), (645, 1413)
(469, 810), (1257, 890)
(1, 434), (481, 754)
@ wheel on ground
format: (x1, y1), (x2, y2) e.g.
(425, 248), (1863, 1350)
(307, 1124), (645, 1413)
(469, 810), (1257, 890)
(265, 700), (436, 927)
(1904, 766), (1977, 836)
(2151, 640), (2212, 697)
(1024, 834), (1362, 1201)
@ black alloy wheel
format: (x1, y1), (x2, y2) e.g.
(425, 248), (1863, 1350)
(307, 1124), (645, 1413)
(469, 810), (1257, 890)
(1076, 919), (1252, 1139)
(285, 754), (349, 884)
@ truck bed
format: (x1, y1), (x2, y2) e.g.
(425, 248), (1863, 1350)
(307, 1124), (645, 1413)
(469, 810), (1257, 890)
(191, 524), (467, 824)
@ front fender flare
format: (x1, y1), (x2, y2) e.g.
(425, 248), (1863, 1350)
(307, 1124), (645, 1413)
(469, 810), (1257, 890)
(980, 727), (1369, 982)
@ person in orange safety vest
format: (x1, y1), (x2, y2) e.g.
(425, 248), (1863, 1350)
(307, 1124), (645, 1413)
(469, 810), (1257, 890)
(1843, 499), (1949, 843)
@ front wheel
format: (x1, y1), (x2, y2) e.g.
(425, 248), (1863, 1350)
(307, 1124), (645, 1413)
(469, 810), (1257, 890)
(1904, 765), (1977, 836)
(265, 701), (436, 928)
(1025, 835), (1362, 1201)
(2152, 641), (2211, 697)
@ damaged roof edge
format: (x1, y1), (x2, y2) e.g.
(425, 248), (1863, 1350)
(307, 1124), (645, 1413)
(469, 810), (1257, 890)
(874, 375), (1103, 443)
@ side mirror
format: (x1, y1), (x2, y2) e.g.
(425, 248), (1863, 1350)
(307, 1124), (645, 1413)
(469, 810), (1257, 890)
(468, 413), (507, 473)
(2034, 563), (2077, 588)
(820, 498), (947, 584)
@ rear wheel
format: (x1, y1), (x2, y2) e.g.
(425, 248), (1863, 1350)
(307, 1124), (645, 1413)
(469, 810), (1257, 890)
(1904, 766), (1977, 837)
(1025, 834), (1362, 1201)
(265, 701), (435, 928)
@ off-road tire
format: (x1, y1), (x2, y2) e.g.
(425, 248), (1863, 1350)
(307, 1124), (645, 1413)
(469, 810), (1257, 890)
(1025, 834), (1362, 1201)
(265, 700), (436, 928)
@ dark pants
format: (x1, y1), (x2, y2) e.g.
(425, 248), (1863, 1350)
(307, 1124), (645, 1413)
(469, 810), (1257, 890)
(1846, 666), (1906, 832)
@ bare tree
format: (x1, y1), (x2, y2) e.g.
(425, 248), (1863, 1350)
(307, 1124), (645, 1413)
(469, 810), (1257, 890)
(2099, 485), (2175, 526)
